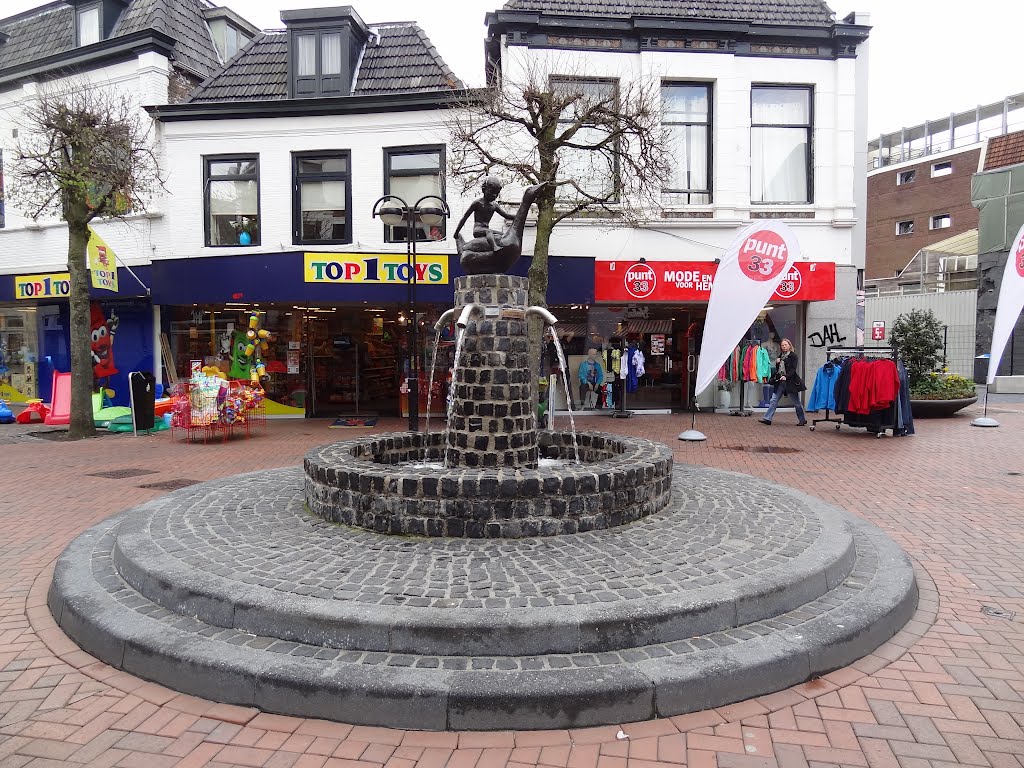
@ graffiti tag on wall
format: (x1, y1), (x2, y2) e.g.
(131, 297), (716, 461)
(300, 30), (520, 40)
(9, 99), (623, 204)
(807, 323), (847, 348)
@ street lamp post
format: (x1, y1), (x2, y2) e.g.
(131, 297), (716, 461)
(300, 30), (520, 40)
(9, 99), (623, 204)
(372, 194), (450, 432)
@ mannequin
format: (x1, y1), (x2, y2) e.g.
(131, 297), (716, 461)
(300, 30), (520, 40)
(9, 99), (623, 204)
(577, 348), (605, 410)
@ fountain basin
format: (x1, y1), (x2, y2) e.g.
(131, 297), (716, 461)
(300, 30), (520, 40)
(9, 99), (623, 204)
(304, 430), (673, 538)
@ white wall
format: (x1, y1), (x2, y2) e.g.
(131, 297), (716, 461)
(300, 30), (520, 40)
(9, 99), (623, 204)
(865, 291), (977, 377)
(159, 109), (474, 260)
(0, 52), (172, 274)
(498, 41), (863, 268)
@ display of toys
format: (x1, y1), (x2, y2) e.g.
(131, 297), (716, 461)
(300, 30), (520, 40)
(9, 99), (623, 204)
(202, 364), (228, 380)
(227, 312), (273, 384)
(169, 377), (266, 443)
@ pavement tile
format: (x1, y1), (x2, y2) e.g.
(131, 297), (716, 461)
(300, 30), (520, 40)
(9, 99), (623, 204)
(0, 413), (1020, 768)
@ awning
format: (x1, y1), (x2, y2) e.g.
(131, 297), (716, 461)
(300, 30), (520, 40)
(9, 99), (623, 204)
(896, 229), (978, 277)
(554, 322), (588, 339)
(614, 319), (673, 335)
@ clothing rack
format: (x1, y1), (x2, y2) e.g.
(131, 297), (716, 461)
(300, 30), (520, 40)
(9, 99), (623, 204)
(611, 340), (632, 418)
(810, 345), (896, 435)
(730, 339), (758, 417)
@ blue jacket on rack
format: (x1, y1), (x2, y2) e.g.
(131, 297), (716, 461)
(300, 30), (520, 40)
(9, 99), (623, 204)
(806, 361), (841, 412)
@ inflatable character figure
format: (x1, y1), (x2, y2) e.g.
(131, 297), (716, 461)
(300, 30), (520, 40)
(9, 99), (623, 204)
(454, 179), (547, 275)
(228, 313), (272, 382)
(90, 304), (119, 379)
(228, 329), (252, 379)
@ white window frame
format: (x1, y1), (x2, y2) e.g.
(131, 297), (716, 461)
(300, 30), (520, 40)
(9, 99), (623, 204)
(930, 213), (952, 230)
(897, 169), (916, 186)
(896, 220), (914, 236)
(931, 161), (953, 178)
(76, 3), (101, 46)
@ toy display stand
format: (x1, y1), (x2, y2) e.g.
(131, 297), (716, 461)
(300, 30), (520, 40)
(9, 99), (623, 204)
(169, 378), (266, 444)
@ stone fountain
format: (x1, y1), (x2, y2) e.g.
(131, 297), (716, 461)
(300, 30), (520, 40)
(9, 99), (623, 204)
(47, 185), (920, 730)
(304, 270), (673, 538)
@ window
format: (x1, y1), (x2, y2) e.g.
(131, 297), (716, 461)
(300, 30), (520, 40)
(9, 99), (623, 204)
(223, 25), (243, 59)
(662, 83), (711, 205)
(897, 169), (916, 185)
(751, 86), (812, 204)
(931, 161), (952, 178)
(552, 77), (619, 202)
(77, 4), (100, 46)
(931, 213), (951, 230)
(384, 146), (446, 242)
(204, 156), (259, 247)
(897, 220), (914, 236)
(293, 152), (350, 244)
(292, 29), (344, 97)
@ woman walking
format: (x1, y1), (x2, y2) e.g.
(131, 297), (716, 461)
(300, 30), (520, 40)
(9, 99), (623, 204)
(759, 338), (807, 426)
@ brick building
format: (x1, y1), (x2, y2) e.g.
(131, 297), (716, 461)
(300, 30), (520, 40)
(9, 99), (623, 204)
(866, 148), (980, 280)
(865, 92), (1024, 283)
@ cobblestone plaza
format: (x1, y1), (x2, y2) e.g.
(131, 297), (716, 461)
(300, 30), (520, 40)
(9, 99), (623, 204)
(0, 401), (1021, 765)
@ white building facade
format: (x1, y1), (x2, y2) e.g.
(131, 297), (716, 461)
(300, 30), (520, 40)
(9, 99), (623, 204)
(0, 0), (258, 406)
(142, 8), (470, 418)
(486, 0), (870, 411)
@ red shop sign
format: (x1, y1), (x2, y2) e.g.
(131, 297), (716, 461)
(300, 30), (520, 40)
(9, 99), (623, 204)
(595, 260), (835, 303)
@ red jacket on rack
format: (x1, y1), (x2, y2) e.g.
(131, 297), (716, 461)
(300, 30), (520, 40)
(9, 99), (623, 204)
(847, 359), (900, 415)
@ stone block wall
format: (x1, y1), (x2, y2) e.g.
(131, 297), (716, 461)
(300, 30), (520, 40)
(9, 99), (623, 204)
(445, 274), (538, 468)
(303, 431), (674, 538)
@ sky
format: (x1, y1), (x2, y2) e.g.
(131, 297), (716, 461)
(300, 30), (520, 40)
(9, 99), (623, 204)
(3, 0), (1022, 137)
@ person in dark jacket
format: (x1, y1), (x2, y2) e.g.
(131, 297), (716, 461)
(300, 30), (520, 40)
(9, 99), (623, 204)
(759, 338), (807, 426)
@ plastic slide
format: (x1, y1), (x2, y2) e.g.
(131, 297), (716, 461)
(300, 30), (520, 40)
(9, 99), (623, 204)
(44, 371), (71, 425)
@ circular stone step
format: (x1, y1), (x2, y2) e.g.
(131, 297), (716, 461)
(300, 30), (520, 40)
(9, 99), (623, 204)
(48, 480), (918, 730)
(106, 466), (856, 657)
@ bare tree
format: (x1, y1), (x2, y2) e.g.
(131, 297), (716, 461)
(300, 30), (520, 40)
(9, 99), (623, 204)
(9, 82), (162, 439)
(448, 55), (670, 396)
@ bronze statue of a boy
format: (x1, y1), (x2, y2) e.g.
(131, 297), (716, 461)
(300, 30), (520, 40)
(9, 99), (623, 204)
(455, 177), (546, 275)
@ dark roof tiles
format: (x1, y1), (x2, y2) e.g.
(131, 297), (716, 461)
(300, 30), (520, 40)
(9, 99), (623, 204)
(0, 3), (73, 70)
(188, 23), (463, 103)
(500, 0), (836, 26)
(188, 33), (288, 102)
(0, 0), (224, 78)
(354, 24), (464, 95)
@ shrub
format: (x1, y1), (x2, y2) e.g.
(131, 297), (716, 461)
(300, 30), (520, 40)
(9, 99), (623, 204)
(909, 372), (977, 400)
(889, 309), (943, 387)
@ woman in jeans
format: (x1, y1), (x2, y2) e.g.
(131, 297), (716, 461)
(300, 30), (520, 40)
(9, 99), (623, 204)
(759, 338), (807, 426)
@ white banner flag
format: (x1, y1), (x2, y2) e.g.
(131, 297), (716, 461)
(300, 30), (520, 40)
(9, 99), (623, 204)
(987, 221), (1024, 384)
(694, 221), (801, 396)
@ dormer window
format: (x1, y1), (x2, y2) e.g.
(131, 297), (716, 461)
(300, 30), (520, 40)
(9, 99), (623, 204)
(282, 7), (369, 99)
(294, 30), (344, 96)
(204, 7), (260, 63)
(73, 0), (129, 47)
(77, 4), (101, 46)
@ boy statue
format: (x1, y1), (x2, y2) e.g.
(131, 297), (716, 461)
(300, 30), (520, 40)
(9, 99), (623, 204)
(454, 176), (514, 254)
(454, 178), (546, 274)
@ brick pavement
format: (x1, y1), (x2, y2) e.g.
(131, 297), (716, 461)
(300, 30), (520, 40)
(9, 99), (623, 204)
(0, 401), (1022, 767)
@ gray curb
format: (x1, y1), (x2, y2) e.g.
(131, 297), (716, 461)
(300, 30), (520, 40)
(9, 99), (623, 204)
(48, 483), (917, 730)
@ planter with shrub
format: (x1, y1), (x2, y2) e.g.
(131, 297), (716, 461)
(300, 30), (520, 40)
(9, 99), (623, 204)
(889, 309), (977, 417)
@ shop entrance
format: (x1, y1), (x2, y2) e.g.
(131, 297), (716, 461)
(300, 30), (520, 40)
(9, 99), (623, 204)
(304, 310), (401, 417)
(546, 302), (803, 412)
(547, 305), (704, 412)
(164, 303), (456, 419)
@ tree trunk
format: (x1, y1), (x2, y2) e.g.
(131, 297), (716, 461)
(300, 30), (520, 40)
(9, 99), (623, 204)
(67, 220), (95, 439)
(527, 186), (556, 425)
